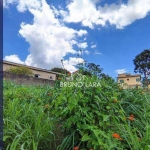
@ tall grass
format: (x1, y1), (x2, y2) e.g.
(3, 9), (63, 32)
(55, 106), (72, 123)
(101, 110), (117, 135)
(3, 79), (150, 150)
(3, 80), (62, 150)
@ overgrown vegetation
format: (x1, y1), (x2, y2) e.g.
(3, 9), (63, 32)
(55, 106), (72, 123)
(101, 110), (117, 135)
(3, 80), (64, 150)
(6, 66), (33, 76)
(3, 76), (150, 149)
(52, 76), (150, 150)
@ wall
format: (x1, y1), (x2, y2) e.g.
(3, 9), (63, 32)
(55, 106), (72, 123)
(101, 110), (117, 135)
(118, 76), (141, 86)
(30, 68), (56, 80)
(3, 72), (55, 86)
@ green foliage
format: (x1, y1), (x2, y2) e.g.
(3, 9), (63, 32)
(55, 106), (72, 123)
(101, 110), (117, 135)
(133, 49), (150, 87)
(4, 76), (150, 150)
(85, 63), (103, 77)
(51, 67), (70, 74)
(142, 78), (150, 88)
(3, 81), (63, 150)
(100, 73), (115, 81)
(7, 66), (33, 76)
(52, 67), (69, 74)
(77, 62), (103, 78)
(51, 67), (70, 79)
(51, 75), (150, 149)
(133, 49), (150, 77)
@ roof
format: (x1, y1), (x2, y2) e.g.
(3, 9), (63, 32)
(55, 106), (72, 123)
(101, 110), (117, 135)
(3, 60), (62, 75)
(117, 73), (141, 78)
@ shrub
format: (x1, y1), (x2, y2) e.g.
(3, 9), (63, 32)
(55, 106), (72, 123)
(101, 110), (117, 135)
(7, 66), (33, 76)
(3, 76), (150, 150)
(51, 75), (150, 150)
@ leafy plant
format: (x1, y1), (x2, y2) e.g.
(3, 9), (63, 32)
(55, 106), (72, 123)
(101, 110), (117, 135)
(51, 75), (150, 149)
(3, 75), (150, 149)
(6, 66), (33, 76)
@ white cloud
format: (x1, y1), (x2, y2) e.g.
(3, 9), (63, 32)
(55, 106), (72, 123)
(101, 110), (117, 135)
(70, 40), (77, 45)
(77, 30), (88, 36)
(4, 0), (150, 73)
(63, 57), (84, 72)
(4, 0), (150, 30)
(77, 42), (88, 49)
(62, 0), (150, 29)
(116, 69), (127, 74)
(82, 20), (94, 29)
(4, 0), (87, 73)
(84, 50), (90, 55)
(65, 57), (84, 65)
(4, 55), (24, 64)
(91, 44), (96, 48)
(3, 0), (17, 8)
(64, 0), (102, 29)
(3, 0), (42, 12)
(98, 0), (150, 29)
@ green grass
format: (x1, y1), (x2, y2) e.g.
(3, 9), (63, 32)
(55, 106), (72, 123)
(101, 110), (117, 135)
(3, 80), (64, 150)
(3, 79), (150, 150)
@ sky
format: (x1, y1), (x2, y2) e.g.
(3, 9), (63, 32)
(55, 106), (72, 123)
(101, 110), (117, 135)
(3, 0), (150, 78)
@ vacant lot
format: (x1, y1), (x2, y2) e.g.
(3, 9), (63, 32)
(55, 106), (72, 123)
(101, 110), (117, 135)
(3, 79), (150, 150)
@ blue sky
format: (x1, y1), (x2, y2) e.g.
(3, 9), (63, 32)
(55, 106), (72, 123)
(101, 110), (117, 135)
(3, 0), (150, 78)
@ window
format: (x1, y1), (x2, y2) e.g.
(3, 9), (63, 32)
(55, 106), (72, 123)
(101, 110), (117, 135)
(127, 79), (129, 81)
(120, 80), (124, 83)
(50, 76), (53, 80)
(136, 78), (140, 82)
(34, 74), (40, 78)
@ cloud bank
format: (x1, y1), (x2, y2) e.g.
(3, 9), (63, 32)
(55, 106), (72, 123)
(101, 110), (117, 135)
(62, 0), (150, 29)
(4, 0), (150, 72)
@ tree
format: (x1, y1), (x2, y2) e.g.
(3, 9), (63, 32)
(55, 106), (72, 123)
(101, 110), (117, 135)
(50, 67), (70, 79)
(7, 66), (33, 76)
(100, 73), (115, 82)
(77, 62), (103, 78)
(85, 63), (103, 78)
(133, 49), (150, 87)
(50, 67), (70, 74)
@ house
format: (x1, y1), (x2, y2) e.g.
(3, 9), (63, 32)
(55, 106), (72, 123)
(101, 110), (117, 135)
(117, 73), (142, 88)
(3, 60), (60, 80)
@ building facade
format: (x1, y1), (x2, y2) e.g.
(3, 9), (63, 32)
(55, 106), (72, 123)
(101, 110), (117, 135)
(3, 60), (60, 80)
(117, 73), (142, 88)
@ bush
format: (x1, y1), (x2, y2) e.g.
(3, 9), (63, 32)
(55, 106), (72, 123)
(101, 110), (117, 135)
(3, 75), (150, 150)
(7, 66), (33, 76)
(51, 75), (150, 150)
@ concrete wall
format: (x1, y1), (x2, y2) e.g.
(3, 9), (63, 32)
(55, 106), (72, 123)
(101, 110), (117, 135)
(3, 72), (55, 86)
